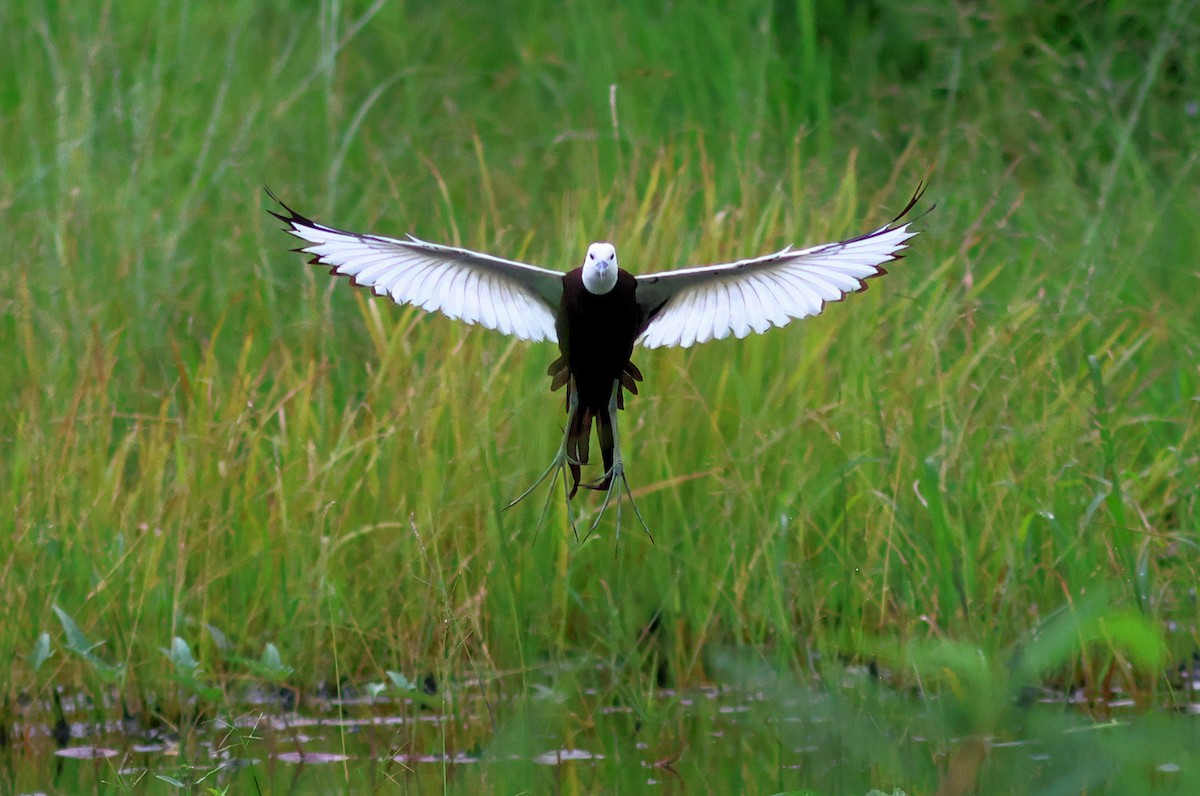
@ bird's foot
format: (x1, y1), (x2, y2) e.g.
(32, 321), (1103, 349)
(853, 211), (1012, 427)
(504, 448), (579, 539)
(584, 460), (653, 545)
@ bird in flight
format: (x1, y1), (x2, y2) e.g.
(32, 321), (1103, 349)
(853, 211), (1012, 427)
(270, 183), (927, 541)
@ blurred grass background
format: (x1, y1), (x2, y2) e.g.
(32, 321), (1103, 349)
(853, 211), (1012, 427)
(1, 0), (1198, 733)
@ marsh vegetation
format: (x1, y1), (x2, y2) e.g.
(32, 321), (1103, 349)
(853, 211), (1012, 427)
(1, 0), (1197, 792)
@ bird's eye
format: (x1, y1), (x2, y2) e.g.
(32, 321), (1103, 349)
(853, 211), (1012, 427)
(588, 253), (594, 260)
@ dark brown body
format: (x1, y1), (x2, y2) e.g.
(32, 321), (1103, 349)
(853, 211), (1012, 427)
(548, 269), (649, 496)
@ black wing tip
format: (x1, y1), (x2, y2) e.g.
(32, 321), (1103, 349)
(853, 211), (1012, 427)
(265, 189), (399, 296)
(265, 189), (336, 270)
(815, 175), (932, 252)
(266, 184), (298, 222)
(889, 168), (938, 229)
(263, 185), (322, 230)
(888, 173), (933, 226)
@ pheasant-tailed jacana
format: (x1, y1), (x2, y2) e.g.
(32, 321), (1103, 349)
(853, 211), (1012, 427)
(270, 183), (927, 540)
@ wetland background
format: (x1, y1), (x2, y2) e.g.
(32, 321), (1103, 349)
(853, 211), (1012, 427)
(1, 0), (1198, 792)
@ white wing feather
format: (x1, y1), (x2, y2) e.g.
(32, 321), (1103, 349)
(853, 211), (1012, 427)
(271, 195), (564, 343)
(635, 187), (926, 349)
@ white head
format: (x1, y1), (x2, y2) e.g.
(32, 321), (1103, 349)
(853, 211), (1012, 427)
(581, 242), (618, 294)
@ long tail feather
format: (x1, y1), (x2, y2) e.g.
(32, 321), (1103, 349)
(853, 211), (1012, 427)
(584, 408), (616, 492)
(552, 360), (642, 496)
(566, 404), (593, 499)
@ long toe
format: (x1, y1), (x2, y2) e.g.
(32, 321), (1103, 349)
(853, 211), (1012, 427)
(583, 475), (614, 491)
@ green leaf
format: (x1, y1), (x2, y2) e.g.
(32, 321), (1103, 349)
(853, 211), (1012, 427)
(254, 643), (293, 680)
(906, 639), (991, 692)
(53, 605), (126, 683)
(228, 642), (291, 680)
(1015, 593), (1109, 681)
(1098, 611), (1167, 668)
(386, 671), (416, 691)
(163, 637), (201, 675)
(168, 673), (223, 701)
(92, 659), (128, 684)
(205, 623), (231, 652)
(53, 605), (102, 656)
(29, 632), (53, 671)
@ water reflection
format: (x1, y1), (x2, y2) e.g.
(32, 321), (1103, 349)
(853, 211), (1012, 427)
(7, 678), (1200, 795)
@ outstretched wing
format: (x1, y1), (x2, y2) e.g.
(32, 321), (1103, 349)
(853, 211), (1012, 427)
(269, 191), (565, 343)
(634, 184), (928, 349)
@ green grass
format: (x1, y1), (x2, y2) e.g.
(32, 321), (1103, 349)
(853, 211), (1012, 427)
(2, 0), (1199, 791)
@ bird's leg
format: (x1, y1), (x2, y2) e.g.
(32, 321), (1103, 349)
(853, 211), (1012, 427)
(505, 389), (579, 537)
(585, 379), (654, 544)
